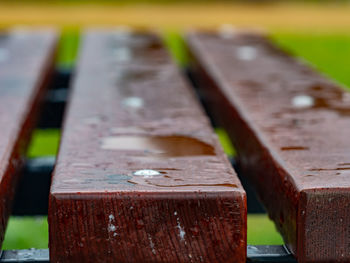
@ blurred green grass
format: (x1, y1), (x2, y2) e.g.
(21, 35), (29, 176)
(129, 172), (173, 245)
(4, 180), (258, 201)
(3, 217), (48, 249)
(3, 30), (350, 249)
(214, 128), (236, 158)
(272, 32), (350, 89)
(27, 129), (61, 158)
(56, 28), (80, 69)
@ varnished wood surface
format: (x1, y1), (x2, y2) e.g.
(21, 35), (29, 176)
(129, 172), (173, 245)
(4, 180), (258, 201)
(49, 30), (246, 263)
(187, 31), (350, 263)
(0, 29), (57, 247)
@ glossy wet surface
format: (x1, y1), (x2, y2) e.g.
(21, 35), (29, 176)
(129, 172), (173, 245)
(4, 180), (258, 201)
(0, 31), (56, 161)
(0, 30), (56, 250)
(188, 32), (350, 190)
(100, 135), (215, 157)
(52, 30), (242, 193)
(0, 30), (56, 178)
(49, 31), (247, 263)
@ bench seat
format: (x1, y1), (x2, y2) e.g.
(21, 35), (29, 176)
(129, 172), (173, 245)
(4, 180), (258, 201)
(187, 31), (350, 263)
(49, 30), (247, 263)
(0, 29), (56, 248)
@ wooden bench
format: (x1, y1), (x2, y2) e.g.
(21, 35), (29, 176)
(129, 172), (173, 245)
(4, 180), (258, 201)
(0, 28), (56, 248)
(187, 31), (350, 263)
(0, 28), (348, 263)
(48, 30), (246, 262)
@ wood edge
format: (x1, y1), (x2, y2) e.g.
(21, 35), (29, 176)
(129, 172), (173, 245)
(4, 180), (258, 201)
(298, 188), (350, 263)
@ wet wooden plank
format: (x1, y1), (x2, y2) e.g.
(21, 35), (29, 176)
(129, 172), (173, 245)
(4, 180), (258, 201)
(49, 30), (246, 263)
(0, 29), (57, 245)
(187, 31), (350, 263)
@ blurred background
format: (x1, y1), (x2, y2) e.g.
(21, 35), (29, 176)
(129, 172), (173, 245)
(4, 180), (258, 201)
(1, 0), (350, 250)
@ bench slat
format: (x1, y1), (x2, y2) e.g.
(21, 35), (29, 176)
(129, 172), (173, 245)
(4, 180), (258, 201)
(49, 30), (246, 263)
(187, 31), (350, 263)
(0, 29), (56, 245)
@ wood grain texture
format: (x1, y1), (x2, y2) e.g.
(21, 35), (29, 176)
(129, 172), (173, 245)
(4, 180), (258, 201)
(186, 31), (350, 263)
(0, 29), (57, 246)
(49, 30), (246, 263)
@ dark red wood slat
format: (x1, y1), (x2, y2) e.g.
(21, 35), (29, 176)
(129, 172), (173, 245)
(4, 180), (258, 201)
(0, 29), (57, 245)
(49, 30), (246, 263)
(186, 31), (350, 263)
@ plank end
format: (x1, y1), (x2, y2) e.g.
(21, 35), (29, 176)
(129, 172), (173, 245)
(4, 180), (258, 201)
(298, 189), (350, 263)
(49, 191), (246, 262)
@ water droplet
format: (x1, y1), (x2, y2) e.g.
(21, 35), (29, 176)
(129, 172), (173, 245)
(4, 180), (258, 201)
(176, 217), (186, 241)
(129, 168), (237, 188)
(100, 135), (215, 158)
(291, 95), (315, 108)
(148, 233), (156, 255)
(236, 46), (257, 61)
(122, 97), (144, 109)
(133, 169), (160, 177)
(112, 47), (131, 62)
(108, 214), (117, 234)
(108, 224), (116, 232)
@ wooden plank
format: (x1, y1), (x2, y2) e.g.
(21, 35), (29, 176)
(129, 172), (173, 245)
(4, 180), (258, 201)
(186, 31), (350, 263)
(0, 29), (57, 245)
(49, 30), (246, 263)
